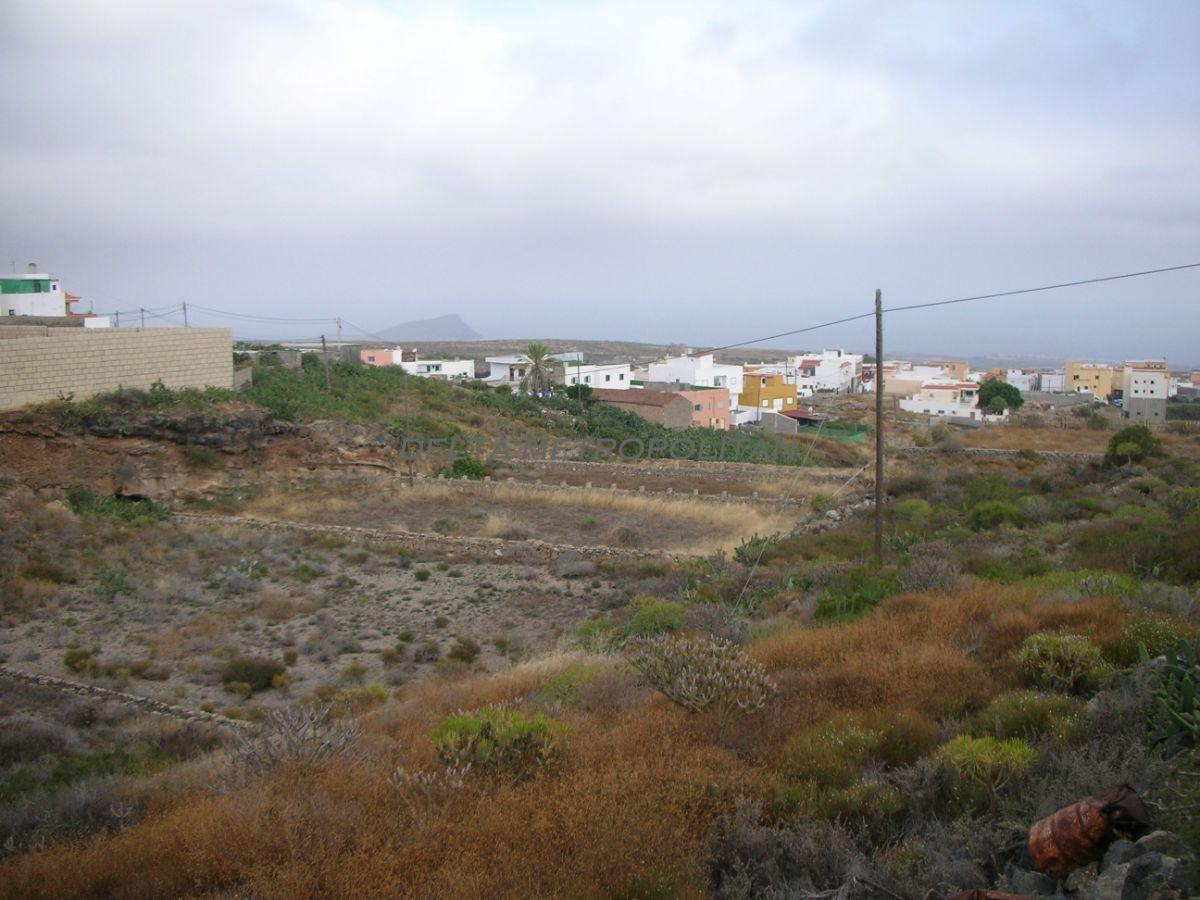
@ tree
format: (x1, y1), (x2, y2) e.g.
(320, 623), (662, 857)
(562, 382), (593, 402)
(978, 379), (1024, 413)
(520, 343), (553, 395)
(1104, 424), (1163, 467)
(987, 396), (1007, 415)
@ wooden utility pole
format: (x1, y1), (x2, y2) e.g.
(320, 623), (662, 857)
(320, 334), (332, 391)
(874, 288), (884, 565)
(139, 308), (145, 329)
(181, 302), (188, 327)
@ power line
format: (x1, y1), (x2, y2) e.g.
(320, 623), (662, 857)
(186, 302), (339, 325)
(884, 262), (1200, 317)
(700, 261), (1200, 358)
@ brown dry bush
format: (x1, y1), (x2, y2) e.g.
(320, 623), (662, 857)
(0, 584), (1135, 899)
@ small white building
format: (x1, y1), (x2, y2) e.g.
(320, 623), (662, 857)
(359, 348), (474, 379)
(1038, 370), (1065, 392)
(899, 380), (1006, 422)
(648, 353), (743, 405)
(401, 357), (475, 380)
(1, 265), (72, 318)
(562, 362), (632, 391)
(484, 355), (530, 388)
(1004, 369), (1038, 392)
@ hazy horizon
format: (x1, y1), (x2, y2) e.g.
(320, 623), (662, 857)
(2, 1), (1197, 360)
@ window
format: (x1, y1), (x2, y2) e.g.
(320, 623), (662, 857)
(618, 373), (625, 380)
(605, 374), (611, 382)
(694, 404), (702, 411)
(33, 281), (42, 293)
(761, 400), (768, 407)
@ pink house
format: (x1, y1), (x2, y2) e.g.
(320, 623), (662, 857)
(360, 348), (395, 367)
(675, 387), (730, 430)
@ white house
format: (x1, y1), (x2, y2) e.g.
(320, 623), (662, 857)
(400, 357), (475, 380)
(562, 362), (632, 391)
(484, 355), (530, 388)
(790, 349), (863, 394)
(899, 380), (1006, 422)
(1004, 369), (1038, 392)
(1038, 370), (1065, 392)
(1, 265), (73, 318)
(648, 353), (743, 405)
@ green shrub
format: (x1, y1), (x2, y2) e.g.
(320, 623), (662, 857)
(536, 663), (601, 709)
(1014, 633), (1112, 694)
(612, 525), (640, 547)
(772, 777), (905, 824)
(783, 719), (886, 787)
(974, 690), (1086, 744)
(447, 636), (481, 663)
(734, 533), (779, 565)
(1021, 569), (1138, 598)
(442, 454), (488, 480)
(630, 636), (775, 716)
(292, 563), (321, 583)
(575, 615), (615, 650)
(623, 596), (686, 639)
(965, 500), (1024, 531)
(65, 487), (169, 524)
(431, 518), (459, 535)
(431, 706), (563, 776)
(414, 569), (431, 582)
(1107, 613), (1196, 666)
(92, 567), (134, 600)
(815, 567), (898, 621)
(220, 656), (286, 693)
(937, 735), (1037, 812)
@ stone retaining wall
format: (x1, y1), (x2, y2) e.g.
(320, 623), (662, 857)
(895, 446), (1101, 461)
(174, 512), (678, 563)
(0, 664), (251, 731)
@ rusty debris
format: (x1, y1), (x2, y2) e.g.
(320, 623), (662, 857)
(1026, 783), (1150, 879)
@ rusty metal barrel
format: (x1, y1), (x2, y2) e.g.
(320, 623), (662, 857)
(1026, 783), (1149, 879)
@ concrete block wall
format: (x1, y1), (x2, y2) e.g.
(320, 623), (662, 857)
(0, 328), (233, 411)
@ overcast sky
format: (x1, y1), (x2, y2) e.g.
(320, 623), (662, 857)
(1, 0), (1197, 361)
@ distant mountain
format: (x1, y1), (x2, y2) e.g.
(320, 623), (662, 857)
(375, 313), (482, 342)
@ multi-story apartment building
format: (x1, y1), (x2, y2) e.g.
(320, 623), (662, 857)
(1121, 360), (1169, 422)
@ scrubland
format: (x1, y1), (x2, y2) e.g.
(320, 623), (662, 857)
(2, 385), (1200, 897)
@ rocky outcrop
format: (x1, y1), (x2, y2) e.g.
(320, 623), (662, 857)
(1002, 830), (1195, 899)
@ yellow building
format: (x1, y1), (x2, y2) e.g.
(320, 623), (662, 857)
(1064, 361), (1114, 399)
(740, 371), (797, 412)
(928, 359), (969, 381)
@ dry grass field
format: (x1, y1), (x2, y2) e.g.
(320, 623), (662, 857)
(233, 479), (803, 555)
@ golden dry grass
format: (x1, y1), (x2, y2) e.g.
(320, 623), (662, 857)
(245, 480), (798, 554)
(0, 585), (1133, 899)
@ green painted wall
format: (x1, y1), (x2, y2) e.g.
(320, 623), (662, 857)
(0, 279), (52, 294)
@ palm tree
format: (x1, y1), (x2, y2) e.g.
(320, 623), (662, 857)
(521, 343), (553, 395)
